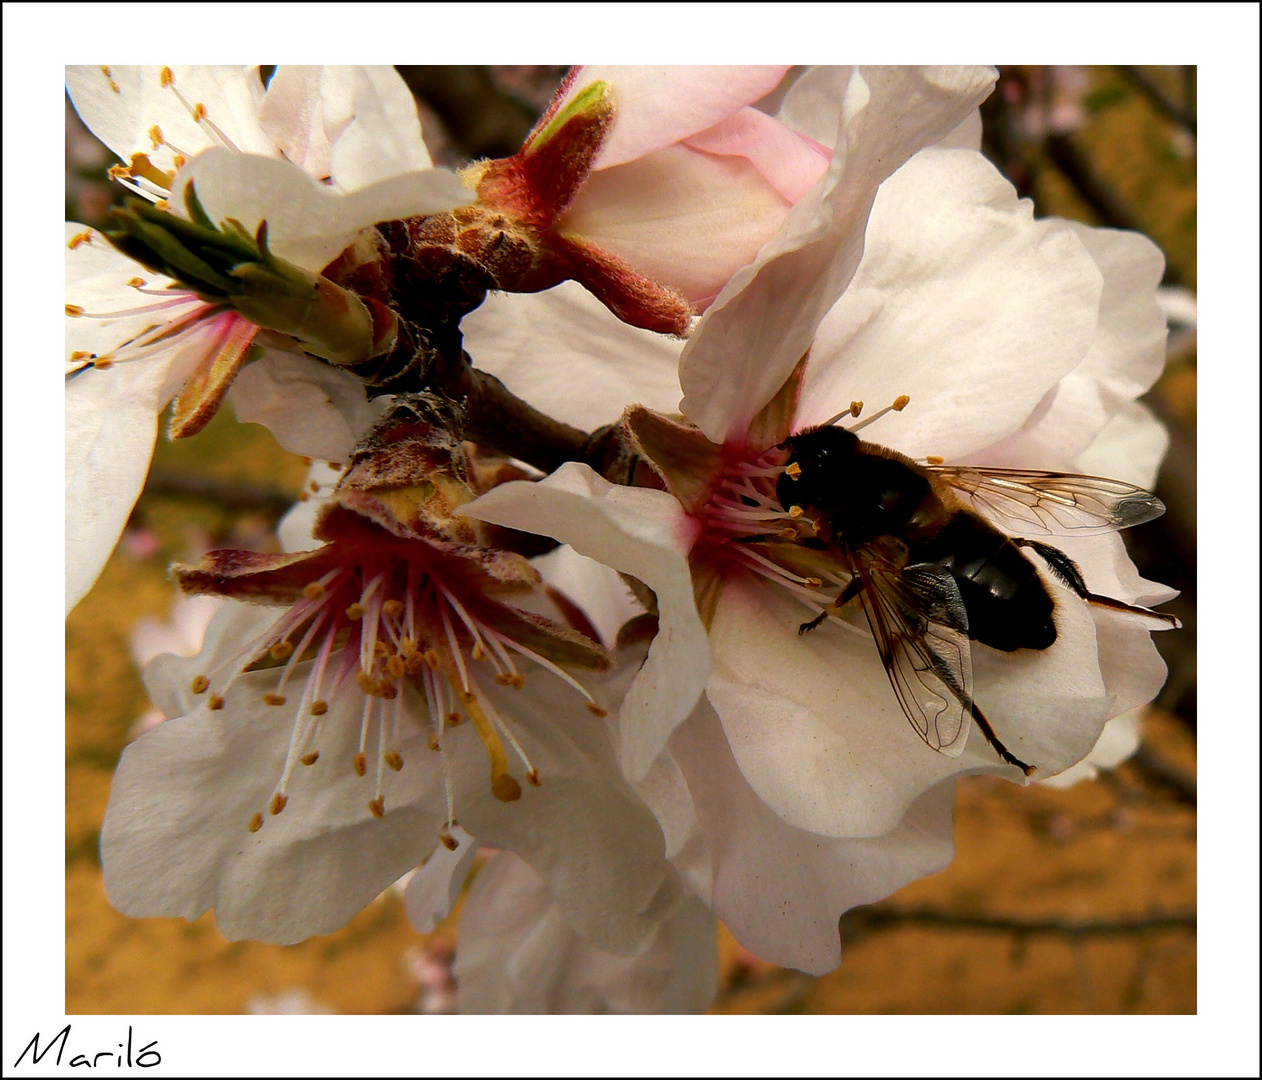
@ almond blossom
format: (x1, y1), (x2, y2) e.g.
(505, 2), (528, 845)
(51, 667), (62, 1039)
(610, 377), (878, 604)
(100, 398), (678, 949)
(459, 93), (1179, 973)
(65, 66), (471, 613)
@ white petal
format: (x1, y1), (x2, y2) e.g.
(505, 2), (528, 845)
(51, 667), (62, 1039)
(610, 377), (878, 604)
(796, 149), (1103, 461)
(402, 827), (479, 933)
(529, 544), (642, 649)
(1074, 399), (1170, 489)
(173, 148), (471, 272)
(66, 359), (168, 614)
(460, 282), (685, 431)
(668, 699), (956, 974)
(229, 347), (387, 461)
(66, 65), (273, 178)
(259, 66), (434, 191)
(454, 852), (718, 1013)
(1040, 706), (1144, 789)
(460, 464), (710, 783)
(680, 66), (998, 442)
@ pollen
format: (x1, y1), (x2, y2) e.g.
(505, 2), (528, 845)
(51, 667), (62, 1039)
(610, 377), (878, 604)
(850, 401), (864, 418)
(805, 576), (823, 587)
(173, 154), (186, 169)
(68, 231), (93, 250)
(310, 480), (321, 492)
(369, 796), (385, 819)
(926, 454), (944, 465)
(893, 394), (910, 411)
(789, 505), (805, 519)
(298, 492), (310, 502)
(382, 599), (404, 618)
(440, 831), (459, 851)
(446, 711), (463, 727)
(148, 124), (164, 150)
(353, 753), (367, 777)
(303, 582), (327, 601)
(300, 751), (320, 766)
(193, 103), (207, 122)
(310, 700), (328, 716)
(208, 694), (225, 710)
(425, 649), (441, 670)
(385, 751), (404, 772)
(108, 163), (132, 182)
(586, 702), (609, 718)
(160, 66), (174, 87)
(429, 735), (440, 751)
(248, 812), (263, 833)
(263, 692), (287, 706)
(327, 462), (343, 471)
(191, 674), (210, 694)
(102, 66), (120, 93)
(93, 359), (115, 370)
(269, 793), (288, 816)
(386, 655), (406, 679)
(69, 350), (94, 361)
(527, 768), (541, 787)
(785, 461), (802, 479)
(269, 640), (294, 661)
(127, 277), (147, 288)
(65, 304), (85, 317)
(398, 638), (417, 657)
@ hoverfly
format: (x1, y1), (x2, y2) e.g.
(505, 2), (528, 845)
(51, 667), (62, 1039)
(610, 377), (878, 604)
(774, 399), (1179, 775)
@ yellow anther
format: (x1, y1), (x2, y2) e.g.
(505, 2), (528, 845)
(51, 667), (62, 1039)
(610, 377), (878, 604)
(510, 674), (526, 689)
(298, 491), (310, 502)
(428, 735), (440, 751)
(355, 670), (376, 694)
(154, 199), (171, 211)
(303, 582), (326, 601)
(404, 653), (426, 675)
(127, 277), (147, 288)
(446, 711), (463, 727)
(263, 692), (287, 707)
(353, 753), (367, 777)
(69, 350), (93, 361)
(301, 456), (314, 466)
(926, 454), (944, 465)
(345, 602), (365, 621)
(785, 461), (802, 479)
(893, 394), (910, 411)
(382, 599), (404, 618)
(65, 304), (85, 317)
(147, 125), (164, 151)
(93, 359), (114, 370)
(398, 638), (417, 657)
(209, 694), (225, 711)
(269, 793), (288, 816)
(108, 163), (132, 181)
(385, 751), (403, 772)
(327, 462), (343, 471)
(310, 700), (328, 716)
(527, 768), (541, 787)
(386, 655), (405, 679)
(494, 673), (514, 686)
(300, 751), (320, 766)
(805, 577), (823, 587)
(374, 641), (389, 657)
(788, 505), (805, 519)
(248, 812), (263, 833)
(471, 643), (486, 662)
(193, 103), (207, 122)
(586, 703), (609, 718)
(102, 66), (120, 93)
(368, 796), (385, 818)
(425, 649), (440, 670)
(850, 401), (863, 418)
(173, 154), (187, 170)
(68, 231), (93, 250)
(440, 832), (459, 851)
(378, 683), (398, 700)
(270, 640), (294, 661)
(191, 674), (210, 694)
(309, 480), (321, 493)
(160, 66), (174, 87)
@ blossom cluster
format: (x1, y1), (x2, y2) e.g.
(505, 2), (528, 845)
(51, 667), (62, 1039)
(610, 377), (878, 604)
(66, 65), (1178, 1013)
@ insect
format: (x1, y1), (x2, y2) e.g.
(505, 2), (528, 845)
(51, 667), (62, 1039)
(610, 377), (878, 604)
(773, 398), (1180, 775)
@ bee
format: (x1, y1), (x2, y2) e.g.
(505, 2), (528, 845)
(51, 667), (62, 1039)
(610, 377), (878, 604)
(773, 398), (1180, 775)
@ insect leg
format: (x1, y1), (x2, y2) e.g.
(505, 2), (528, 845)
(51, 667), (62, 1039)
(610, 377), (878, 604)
(969, 701), (1036, 776)
(1015, 538), (1181, 628)
(798, 577), (862, 636)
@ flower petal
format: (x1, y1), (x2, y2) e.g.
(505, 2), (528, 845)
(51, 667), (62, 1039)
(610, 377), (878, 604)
(796, 148), (1103, 460)
(461, 464), (710, 784)
(668, 699), (956, 974)
(454, 851), (718, 1013)
(403, 826), (479, 933)
(173, 148), (471, 272)
(680, 66), (998, 442)
(560, 65), (791, 171)
(460, 282), (685, 431)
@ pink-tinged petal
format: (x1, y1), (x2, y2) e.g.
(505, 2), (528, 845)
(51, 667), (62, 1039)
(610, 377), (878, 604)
(558, 65), (791, 170)
(454, 852), (717, 1013)
(682, 106), (830, 204)
(460, 282), (685, 431)
(1074, 400), (1170, 490)
(680, 66), (998, 442)
(403, 827), (478, 933)
(173, 148), (471, 272)
(460, 464), (710, 784)
(66, 361), (168, 614)
(797, 149), (1102, 461)
(67, 65), (273, 179)
(260, 66), (434, 192)
(974, 224), (1167, 472)
(562, 143), (791, 307)
(669, 700), (956, 974)
(229, 347), (387, 462)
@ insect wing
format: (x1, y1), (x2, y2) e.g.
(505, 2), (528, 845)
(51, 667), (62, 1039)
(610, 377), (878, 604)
(931, 466), (1165, 536)
(847, 547), (974, 757)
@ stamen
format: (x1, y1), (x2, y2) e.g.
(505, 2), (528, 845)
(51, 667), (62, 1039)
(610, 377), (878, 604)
(68, 230), (93, 250)
(191, 674), (210, 694)
(849, 394), (910, 434)
(248, 813), (263, 833)
(269, 793), (288, 815)
(301, 751), (320, 766)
